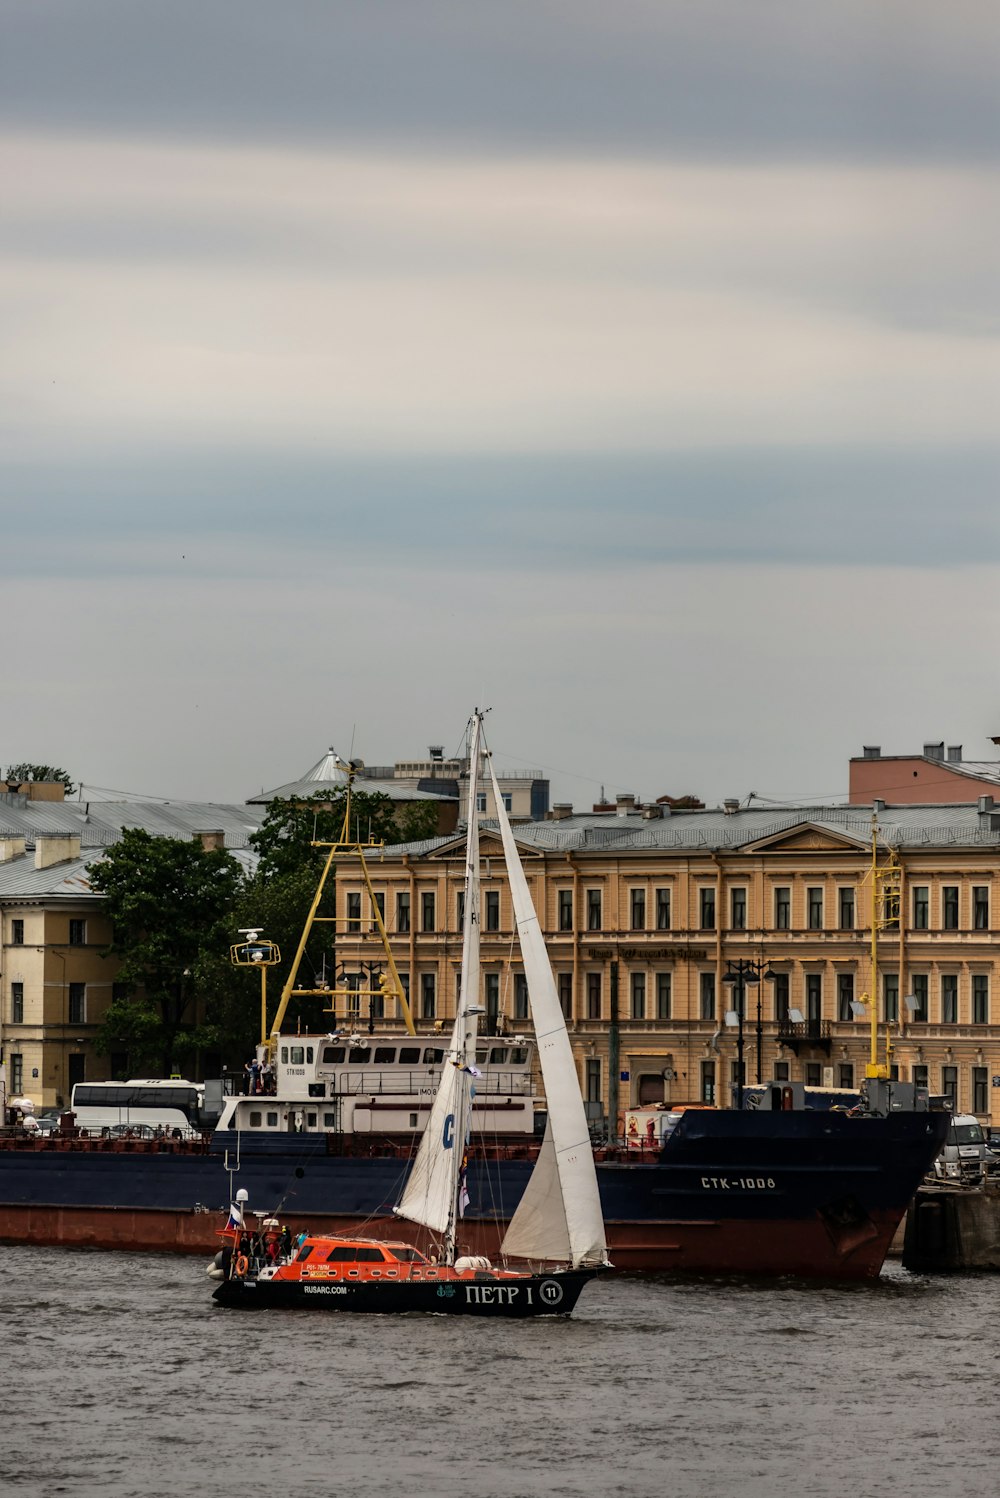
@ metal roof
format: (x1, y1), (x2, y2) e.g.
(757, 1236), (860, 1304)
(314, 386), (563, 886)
(384, 801), (1000, 857)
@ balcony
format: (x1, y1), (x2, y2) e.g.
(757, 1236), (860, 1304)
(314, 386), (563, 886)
(775, 1017), (832, 1056)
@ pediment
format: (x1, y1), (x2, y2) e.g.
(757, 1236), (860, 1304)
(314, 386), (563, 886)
(741, 821), (869, 855)
(425, 829), (542, 862)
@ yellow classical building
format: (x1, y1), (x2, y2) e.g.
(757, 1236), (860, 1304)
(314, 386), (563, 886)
(329, 796), (1000, 1129)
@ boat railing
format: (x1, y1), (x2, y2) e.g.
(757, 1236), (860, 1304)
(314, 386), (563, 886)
(325, 1068), (534, 1098)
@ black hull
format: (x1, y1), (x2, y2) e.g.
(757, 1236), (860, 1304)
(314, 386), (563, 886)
(212, 1267), (597, 1316)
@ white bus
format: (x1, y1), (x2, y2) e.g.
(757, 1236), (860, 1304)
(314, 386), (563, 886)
(69, 1079), (205, 1136)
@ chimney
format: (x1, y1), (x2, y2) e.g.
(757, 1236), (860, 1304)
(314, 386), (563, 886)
(641, 803), (663, 820)
(862, 745), (881, 760)
(978, 795), (995, 814)
(548, 803), (573, 821)
(34, 833), (82, 869)
(947, 745), (963, 762)
(429, 745), (444, 762)
(872, 799), (885, 814)
(194, 829), (225, 853)
(723, 798), (739, 816)
(615, 793), (637, 816)
(0, 836), (27, 863)
(923, 742), (945, 760)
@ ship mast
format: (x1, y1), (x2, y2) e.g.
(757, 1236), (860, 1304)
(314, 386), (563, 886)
(264, 756), (415, 1054)
(862, 812), (901, 1080)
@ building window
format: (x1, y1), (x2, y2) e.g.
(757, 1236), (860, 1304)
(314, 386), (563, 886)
(838, 1063), (855, 1091)
(942, 885), (959, 930)
(502, 793), (512, 813)
(700, 972), (715, 1022)
(730, 888), (746, 931)
(913, 886), (929, 929)
(586, 973), (601, 1020)
(730, 1059), (745, 1089)
(837, 973), (854, 1022)
(805, 974), (822, 1024)
(699, 887), (716, 931)
(558, 890), (573, 932)
(805, 1063), (822, 1087)
(69, 918), (86, 945)
(941, 973), (958, 1025)
(586, 890), (602, 931)
(421, 891), (436, 933)
(11, 1054), (23, 1093)
(396, 891), (410, 933)
(11, 919), (24, 945)
(68, 1053), (85, 1089)
(974, 1067), (989, 1114)
(557, 972), (572, 1019)
(883, 973), (899, 1024)
(585, 1059), (601, 1103)
(773, 1061), (790, 1081)
(630, 889), (646, 931)
(346, 892), (361, 933)
(973, 886), (989, 930)
(655, 972), (671, 1021)
(12, 981), (24, 1023)
(912, 1064), (929, 1092)
(485, 890), (500, 932)
(456, 890), (466, 930)
(775, 888), (790, 931)
(838, 889), (854, 931)
(630, 973), (646, 1021)
(476, 792), (487, 813)
(771, 972), (789, 1022)
(807, 887), (823, 930)
(420, 973), (436, 1019)
(655, 888), (671, 930)
(941, 1065), (958, 1108)
(69, 982), (86, 1024)
(700, 1060), (715, 1105)
(371, 891), (385, 927)
(973, 974), (989, 1025)
(514, 973), (529, 1020)
(485, 973), (499, 1027)
(911, 974), (928, 1022)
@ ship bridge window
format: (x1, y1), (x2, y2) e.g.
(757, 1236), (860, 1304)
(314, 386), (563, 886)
(249, 1111), (262, 1127)
(374, 1047), (396, 1064)
(296, 1245), (315, 1261)
(323, 1112), (337, 1127)
(389, 1247), (428, 1263)
(349, 1047), (371, 1064)
(289, 1046), (306, 1065)
(355, 1246), (389, 1262)
(306, 1112), (317, 1128)
(327, 1246), (359, 1262)
(475, 1049), (489, 1067)
(323, 1046), (346, 1064)
(266, 1112), (278, 1127)
(489, 1048), (508, 1064)
(398, 1047), (420, 1064)
(423, 1048), (444, 1064)
(509, 1049), (528, 1065)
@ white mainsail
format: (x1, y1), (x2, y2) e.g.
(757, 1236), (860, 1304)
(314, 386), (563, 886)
(487, 751), (609, 1269)
(394, 712), (484, 1258)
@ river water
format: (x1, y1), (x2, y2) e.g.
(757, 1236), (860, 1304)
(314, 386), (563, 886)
(4, 1246), (998, 1498)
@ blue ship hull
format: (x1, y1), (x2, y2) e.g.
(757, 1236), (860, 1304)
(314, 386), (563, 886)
(0, 1107), (948, 1278)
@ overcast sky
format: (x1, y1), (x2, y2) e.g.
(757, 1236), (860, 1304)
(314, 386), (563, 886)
(3, 2), (1000, 809)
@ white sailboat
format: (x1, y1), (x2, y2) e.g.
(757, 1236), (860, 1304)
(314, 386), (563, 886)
(212, 710), (609, 1316)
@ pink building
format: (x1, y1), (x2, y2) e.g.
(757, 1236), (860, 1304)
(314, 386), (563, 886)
(849, 741), (1000, 805)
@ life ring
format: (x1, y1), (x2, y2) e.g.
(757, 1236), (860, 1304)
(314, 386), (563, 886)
(234, 1254), (249, 1278)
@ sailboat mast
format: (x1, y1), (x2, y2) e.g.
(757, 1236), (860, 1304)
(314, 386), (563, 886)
(442, 710), (484, 1264)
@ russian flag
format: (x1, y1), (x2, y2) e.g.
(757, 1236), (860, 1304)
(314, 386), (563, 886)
(226, 1203), (243, 1231)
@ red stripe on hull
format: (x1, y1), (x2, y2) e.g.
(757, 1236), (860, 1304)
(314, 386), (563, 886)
(0, 1202), (906, 1279)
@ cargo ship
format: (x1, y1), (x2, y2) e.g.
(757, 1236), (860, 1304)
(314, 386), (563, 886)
(0, 1061), (948, 1279)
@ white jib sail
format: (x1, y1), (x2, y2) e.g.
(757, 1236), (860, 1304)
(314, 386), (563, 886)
(488, 751), (608, 1269)
(395, 713), (484, 1254)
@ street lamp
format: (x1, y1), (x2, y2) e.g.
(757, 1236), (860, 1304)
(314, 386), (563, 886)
(723, 959), (778, 1105)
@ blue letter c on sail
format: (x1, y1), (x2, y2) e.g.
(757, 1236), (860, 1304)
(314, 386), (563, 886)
(443, 1113), (455, 1150)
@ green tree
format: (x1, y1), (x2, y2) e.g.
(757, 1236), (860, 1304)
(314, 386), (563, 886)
(249, 790), (439, 881)
(87, 829), (242, 1075)
(6, 762), (76, 795)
